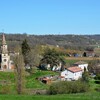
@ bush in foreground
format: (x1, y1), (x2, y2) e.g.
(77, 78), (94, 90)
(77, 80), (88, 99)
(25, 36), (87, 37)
(48, 80), (89, 95)
(0, 85), (11, 94)
(94, 74), (100, 80)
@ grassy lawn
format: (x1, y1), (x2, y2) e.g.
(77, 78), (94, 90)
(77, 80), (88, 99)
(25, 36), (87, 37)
(26, 70), (58, 89)
(0, 70), (100, 100)
(0, 72), (16, 94)
(0, 92), (100, 100)
(0, 72), (15, 81)
(0, 70), (58, 92)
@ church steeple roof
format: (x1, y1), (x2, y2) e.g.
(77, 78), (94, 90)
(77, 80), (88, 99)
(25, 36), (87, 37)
(2, 34), (6, 45)
(1, 34), (8, 54)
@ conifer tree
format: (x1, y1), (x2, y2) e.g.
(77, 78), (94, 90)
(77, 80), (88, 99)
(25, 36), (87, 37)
(21, 39), (30, 66)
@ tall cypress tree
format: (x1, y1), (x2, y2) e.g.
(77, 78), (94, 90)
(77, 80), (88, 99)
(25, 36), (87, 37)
(21, 39), (30, 66)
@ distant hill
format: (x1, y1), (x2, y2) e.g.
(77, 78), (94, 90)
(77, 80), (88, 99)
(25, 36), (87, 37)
(85, 35), (100, 41)
(0, 33), (100, 50)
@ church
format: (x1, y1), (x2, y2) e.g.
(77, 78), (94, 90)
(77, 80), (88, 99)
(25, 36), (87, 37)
(0, 34), (14, 71)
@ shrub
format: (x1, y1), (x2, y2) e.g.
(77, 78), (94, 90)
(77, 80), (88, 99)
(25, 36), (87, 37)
(0, 85), (11, 94)
(82, 70), (89, 83)
(94, 74), (100, 80)
(95, 87), (100, 92)
(95, 80), (100, 84)
(48, 81), (89, 95)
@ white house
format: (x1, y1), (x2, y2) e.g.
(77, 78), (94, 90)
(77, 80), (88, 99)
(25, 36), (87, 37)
(73, 61), (88, 72)
(61, 70), (67, 79)
(61, 67), (82, 81)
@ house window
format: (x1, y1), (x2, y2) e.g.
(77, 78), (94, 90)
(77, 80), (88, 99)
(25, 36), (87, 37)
(65, 74), (67, 76)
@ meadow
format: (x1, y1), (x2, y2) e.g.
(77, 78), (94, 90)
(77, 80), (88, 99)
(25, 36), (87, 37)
(0, 92), (100, 100)
(0, 61), (100, 99)
(0, 70), (58, 94)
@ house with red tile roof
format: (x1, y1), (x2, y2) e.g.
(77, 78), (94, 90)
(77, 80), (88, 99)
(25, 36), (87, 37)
(61, 66), (82, 81)
(74, 61), (88, 72)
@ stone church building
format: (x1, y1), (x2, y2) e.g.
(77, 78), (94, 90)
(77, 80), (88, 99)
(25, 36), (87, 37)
(0, 34), (14, 71)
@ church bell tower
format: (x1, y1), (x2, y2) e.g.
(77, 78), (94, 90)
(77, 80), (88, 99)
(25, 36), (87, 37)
(1, 34), (10, 70)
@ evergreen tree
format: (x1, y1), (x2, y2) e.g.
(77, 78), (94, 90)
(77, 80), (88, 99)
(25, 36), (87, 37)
(83, 52), (87, 57)
(82, 68), (89, 83)
(21, 39), (30, 66)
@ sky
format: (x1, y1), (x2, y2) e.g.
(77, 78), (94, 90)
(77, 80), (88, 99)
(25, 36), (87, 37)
(0, 0), (100, 35)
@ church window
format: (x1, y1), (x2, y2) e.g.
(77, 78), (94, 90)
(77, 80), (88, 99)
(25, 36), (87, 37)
(4, 59), (7, 62)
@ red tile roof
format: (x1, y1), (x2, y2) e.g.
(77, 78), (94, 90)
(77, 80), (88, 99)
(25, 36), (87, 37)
(67, 67), (82, 73)
(59, 76), (65, 78)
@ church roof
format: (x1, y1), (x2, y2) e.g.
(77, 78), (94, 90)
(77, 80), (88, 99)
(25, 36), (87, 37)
(2, 34), (6, 45)
(1, 34), (8, 54)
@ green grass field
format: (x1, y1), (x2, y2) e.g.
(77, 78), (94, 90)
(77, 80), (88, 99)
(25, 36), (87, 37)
(0, 92), (100, 100)
(0, 70), (100, 99)
(26, 70), (58, 89)
(0, 70), (58, 94)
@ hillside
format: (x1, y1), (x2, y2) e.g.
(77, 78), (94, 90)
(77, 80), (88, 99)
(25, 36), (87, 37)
(0, 71), (100, 99)
(0, 33), (100, 50)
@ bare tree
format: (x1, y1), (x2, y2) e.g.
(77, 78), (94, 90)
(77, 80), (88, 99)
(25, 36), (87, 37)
(14, 53), (25, 94)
